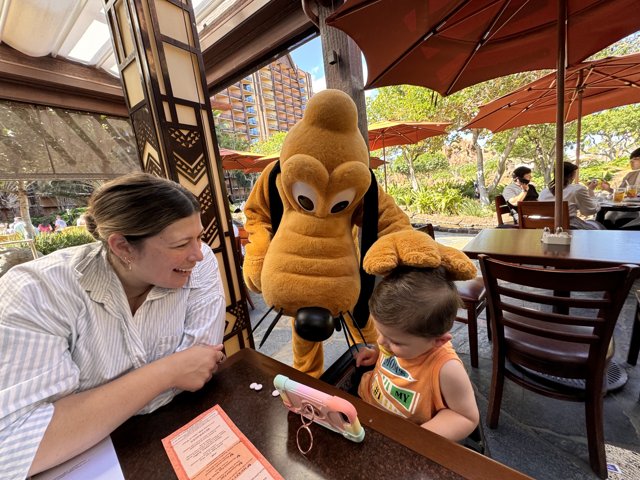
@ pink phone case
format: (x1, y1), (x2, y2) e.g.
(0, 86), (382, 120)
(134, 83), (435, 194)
(273, 374), (365, 443)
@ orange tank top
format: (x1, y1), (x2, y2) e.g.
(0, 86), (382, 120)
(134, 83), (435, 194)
(358, 342), (461, 425)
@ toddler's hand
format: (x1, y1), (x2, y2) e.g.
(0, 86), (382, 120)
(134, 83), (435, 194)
(355, 346), (379, 367)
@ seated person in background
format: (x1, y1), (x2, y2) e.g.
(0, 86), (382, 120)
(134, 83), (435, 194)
(355, 267), (479, 442)
(0, 173), (227, 479)
(602, 147), (640, 193)
(601, 147), (640, 228)
(538, 161), (604, 230)
(502, 166), (539, 221)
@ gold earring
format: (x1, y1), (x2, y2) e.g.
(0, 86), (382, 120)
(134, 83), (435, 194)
(122, 257), (132, 271)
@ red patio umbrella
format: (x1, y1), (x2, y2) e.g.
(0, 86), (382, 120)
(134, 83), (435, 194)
(326, 0), (639, 96)
(464, 52), (640, 181)
(368, 121), (451, 190)
(326, 0), (640, 229)
(218, 148), (264, 171)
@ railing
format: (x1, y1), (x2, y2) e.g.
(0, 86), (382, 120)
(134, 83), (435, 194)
(0, 238), (38, 259)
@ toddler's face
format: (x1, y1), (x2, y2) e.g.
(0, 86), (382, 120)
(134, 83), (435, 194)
(373, 319), (439, 360)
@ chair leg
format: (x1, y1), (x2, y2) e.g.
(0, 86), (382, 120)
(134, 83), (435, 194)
(627, 301), (640, 365)
(466, 305), (479, 368)
(244, 285), (255, 310)
(585, 383), (607, 478)
(487, 353), (505, 429)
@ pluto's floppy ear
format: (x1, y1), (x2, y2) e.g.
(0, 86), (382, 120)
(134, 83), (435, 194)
(437, 244), (477, 281)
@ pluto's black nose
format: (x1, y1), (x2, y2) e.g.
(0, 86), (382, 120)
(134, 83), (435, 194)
(294, 307), (334, 342)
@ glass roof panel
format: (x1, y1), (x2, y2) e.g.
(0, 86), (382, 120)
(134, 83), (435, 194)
(67, 19), (111, 64)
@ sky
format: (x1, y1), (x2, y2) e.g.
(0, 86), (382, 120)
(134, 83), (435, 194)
(289, 36), (372, 96)
(290, 38), (327, 93)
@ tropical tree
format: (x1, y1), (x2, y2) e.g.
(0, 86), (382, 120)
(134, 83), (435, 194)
(579, 105), (640, 161)
(366, 86), (446, 190)
(250, 131), (287, 155)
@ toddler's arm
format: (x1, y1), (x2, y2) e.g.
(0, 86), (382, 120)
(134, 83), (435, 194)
(420, 360), (479, 441)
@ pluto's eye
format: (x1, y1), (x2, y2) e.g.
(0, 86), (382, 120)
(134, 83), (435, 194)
(331, 201), (349, 213)
(292, 182), (317, 212)
(298, 195), (314, 211)
(329, 188), (356, 214)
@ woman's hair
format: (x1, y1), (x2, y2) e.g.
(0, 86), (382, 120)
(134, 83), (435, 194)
(368, 266), (461, 338)
(85, 173), (200, 244)
(512, 166), (532, 179)
(549, 161), (578, 194)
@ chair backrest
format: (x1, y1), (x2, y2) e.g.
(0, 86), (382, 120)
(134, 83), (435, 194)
(517, 201), (569, 230)
(235, 225), (249, 259)
(494, 195), (514, 226)
(479, 255), (638, 376)
(415, 223), (435, 239)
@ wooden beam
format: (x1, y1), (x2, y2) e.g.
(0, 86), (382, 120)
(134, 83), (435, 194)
(201, 0), (316, 92)
(0, 2), (317, 111)
(0, 44), (127, 116)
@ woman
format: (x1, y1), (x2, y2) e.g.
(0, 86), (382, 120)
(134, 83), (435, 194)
(538, 162), (604, 230)
(503, 166), (539, 206)
(37, 222), (52, 233)
(0, 173), (226, 478)
(502, 166), (539, 222)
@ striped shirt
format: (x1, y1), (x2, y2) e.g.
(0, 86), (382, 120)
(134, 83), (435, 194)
(0, 241), (225, 479)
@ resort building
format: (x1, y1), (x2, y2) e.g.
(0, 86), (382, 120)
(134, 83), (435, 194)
(212, 55), (313, 144)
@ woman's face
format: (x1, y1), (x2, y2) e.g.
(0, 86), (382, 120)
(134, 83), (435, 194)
(130, 213), (205, 289)
(517, 173), (532, 184)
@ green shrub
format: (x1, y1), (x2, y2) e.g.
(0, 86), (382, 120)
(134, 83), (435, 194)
(412, 184), (465, 215)
(387, 184), (414, 207)
(457, 198), (494, 217)
(34, 227), (96, 255)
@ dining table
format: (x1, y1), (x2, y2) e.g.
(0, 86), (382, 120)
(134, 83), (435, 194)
(594, 201), (640, 227)
(111, 348), (531, 480)
(462, 228), (640, 268)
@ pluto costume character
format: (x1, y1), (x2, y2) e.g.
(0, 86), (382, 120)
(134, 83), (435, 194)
(243, 89), (476, 377)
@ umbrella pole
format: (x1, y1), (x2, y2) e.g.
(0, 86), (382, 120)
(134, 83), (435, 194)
(575, 88), (583, 184)
(554, 0), (567, 231)
(383, 144), (388, 192)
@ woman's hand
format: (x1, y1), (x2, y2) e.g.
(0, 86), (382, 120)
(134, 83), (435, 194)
(515, 178), (528, 192)
(587, 179), (599, 191)
(163, 344), (225, 392)
(354, 345), (379, 367)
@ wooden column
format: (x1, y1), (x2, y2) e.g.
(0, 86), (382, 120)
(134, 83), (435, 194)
(103, 0), (253, 354)
(315, 1), (368, 148)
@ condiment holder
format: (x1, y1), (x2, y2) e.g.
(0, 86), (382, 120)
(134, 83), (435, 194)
(541, 227), (571, 245)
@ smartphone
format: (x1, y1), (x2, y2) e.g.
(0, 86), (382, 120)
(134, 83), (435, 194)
(273, 374), (365, 443)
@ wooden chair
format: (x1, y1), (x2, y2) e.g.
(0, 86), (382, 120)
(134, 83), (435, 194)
(234, 225), (254, 310)
(517, 201), (570, 230)
(494, 194), (517, 228)
(416, 223), (487, 368)
(479, 255), (639, 478)
(626, 291), (640, 366)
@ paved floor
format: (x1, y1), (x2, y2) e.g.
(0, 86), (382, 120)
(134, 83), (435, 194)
(248, 232), (640, 479)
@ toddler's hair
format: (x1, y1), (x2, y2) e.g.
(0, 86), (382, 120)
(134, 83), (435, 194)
(369, 266), (461, 338)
